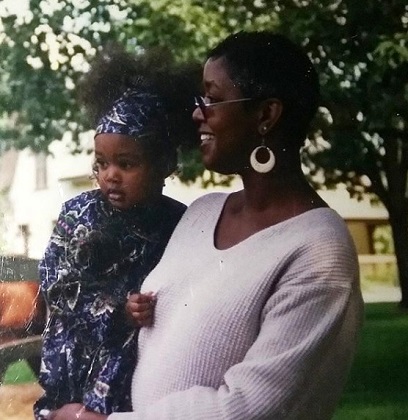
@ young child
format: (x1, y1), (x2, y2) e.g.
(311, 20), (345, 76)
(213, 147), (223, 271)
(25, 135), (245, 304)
(34, 46), (198, 418)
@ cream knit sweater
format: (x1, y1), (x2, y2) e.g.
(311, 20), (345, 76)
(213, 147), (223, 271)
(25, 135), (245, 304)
(109, 193), (363, 420)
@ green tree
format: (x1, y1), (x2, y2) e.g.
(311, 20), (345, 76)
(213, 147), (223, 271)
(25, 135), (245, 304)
(0, 0), (276, 169)
(272, 0), (408, 307)
(1, 0), (408, 306)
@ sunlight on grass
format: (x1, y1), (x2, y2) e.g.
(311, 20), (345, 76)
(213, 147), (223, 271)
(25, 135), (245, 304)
(335, 402), (408, 420)
(1, 303), (406, 419)
(334, 303), (408, 419)
(3, 360), (36, 385)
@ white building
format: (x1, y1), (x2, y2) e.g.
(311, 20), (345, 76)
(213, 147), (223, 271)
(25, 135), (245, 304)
(0, 134), (95, 258)
(0, 137), (389, 260)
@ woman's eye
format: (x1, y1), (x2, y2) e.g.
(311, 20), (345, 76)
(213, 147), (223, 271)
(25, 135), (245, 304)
(204, 96), (217, 105)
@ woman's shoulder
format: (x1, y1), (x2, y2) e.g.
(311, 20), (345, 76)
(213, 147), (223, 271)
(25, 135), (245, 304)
(295, 207), (351, 238)
(187, 192), (229, 212)
(281, 207), (358, 266)
(160, 192), (228, 221)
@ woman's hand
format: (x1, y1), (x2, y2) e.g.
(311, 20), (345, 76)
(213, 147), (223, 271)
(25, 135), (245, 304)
(46, 404), (108, 420)
(126, 291), (156, 327)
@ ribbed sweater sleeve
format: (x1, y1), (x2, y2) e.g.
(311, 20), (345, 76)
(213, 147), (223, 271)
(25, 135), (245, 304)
(109, 193), (363, 420)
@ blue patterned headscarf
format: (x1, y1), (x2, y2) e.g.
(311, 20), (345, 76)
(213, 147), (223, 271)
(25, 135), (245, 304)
(95, 89), (167, 138)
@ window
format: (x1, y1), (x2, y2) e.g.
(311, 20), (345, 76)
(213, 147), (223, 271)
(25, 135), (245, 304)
(35, 152), (48, 190)
(19, 224), (30, 256)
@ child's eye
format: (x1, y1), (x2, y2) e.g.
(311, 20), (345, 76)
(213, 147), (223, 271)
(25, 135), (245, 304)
(118, 160), (137, 170)
(94, 159), (108, 171)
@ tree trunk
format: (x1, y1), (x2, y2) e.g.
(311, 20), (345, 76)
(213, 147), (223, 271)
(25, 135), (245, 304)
(380, 134), (408, 308)
(388, 211), (408, 308)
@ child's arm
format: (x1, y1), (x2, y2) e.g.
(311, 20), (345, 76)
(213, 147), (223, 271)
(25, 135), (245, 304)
(35, 203), (81, 417)
(125, 292), (156, 327)
(39, 204), (78, 311)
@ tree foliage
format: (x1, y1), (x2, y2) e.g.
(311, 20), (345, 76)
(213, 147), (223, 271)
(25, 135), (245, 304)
(273, 0), (408, 306)
(0, 0), (277, 152)
(1, 0), (408, 305)
(0, 0), (278, 179)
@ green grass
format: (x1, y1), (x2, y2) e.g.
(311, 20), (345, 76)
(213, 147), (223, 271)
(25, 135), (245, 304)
(3, 359), (37, 384)
(334, 302), (408, 419)
(3, 303), (407, 420)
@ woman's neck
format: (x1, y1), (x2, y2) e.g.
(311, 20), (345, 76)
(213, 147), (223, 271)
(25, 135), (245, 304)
(239, 167), (326, 214)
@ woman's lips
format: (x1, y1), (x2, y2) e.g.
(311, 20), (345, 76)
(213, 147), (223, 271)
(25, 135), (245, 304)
(200, 133), (214, 145)
(200, 133), (214, 152)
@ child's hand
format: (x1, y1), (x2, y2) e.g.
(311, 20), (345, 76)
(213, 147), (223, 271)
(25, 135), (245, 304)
(125, 292), (156, 327)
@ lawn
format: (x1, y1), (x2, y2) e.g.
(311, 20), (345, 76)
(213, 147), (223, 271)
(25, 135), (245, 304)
(3, 360), (37, 385)
(334, 302), (408, 420)
(3, 303), (408, 419)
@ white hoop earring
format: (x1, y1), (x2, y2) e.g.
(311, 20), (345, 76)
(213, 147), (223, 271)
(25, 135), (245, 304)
(250, 144), (275, 173)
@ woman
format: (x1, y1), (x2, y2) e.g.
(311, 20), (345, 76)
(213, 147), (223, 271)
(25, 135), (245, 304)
(49, 31), (363, 420)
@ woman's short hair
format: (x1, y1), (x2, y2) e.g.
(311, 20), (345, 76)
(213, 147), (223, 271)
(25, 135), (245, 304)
(207, 31), (320, 145)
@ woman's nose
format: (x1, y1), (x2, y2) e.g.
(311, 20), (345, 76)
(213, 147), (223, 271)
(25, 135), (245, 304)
(192, 106), (205, 123)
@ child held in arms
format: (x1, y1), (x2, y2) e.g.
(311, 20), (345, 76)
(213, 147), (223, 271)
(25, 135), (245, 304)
(34, 45), (199, 418)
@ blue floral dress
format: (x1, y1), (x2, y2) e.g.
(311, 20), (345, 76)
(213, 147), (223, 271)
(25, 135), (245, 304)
(34, 189), (186, 417)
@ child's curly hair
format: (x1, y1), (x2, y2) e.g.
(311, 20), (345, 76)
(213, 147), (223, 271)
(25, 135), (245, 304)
(78, 43), (201, 157)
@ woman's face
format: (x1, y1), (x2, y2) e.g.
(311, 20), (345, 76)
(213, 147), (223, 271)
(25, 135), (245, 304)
(94, 133), (163, 210)
(192, 57), (259, 175)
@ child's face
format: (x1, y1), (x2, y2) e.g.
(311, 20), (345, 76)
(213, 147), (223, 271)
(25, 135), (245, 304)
(94, 133), (163, 210)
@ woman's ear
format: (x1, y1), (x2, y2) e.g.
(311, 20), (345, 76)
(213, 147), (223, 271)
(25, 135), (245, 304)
(257, 99), (283, 135)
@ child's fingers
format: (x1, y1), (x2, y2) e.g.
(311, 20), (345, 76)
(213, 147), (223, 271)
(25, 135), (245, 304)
(126, 292), (156, 327)
(127, 301), (153, 313)
(131, 308), (154, 327)
(127, 292), (156, 304)
(132, 309), (153, 321)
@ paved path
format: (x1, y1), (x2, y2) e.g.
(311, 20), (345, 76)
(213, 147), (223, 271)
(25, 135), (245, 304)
(0, 383), (42, 420)
(362, 284), (401, 303)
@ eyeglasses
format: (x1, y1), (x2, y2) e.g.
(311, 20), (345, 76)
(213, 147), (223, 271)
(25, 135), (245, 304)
(194, 95), (252, 115)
